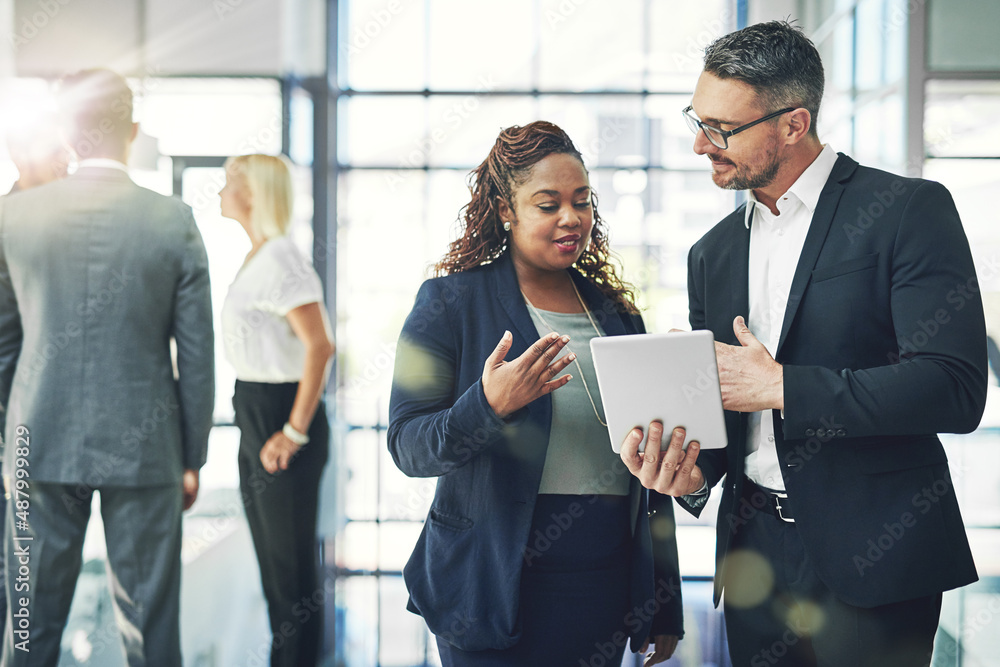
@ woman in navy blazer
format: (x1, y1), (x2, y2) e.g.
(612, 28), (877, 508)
(389, 122), (683, 665)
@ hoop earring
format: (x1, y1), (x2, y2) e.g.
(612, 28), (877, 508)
(503, 220), (511, 231)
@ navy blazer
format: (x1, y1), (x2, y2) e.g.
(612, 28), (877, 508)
(388, 251), (684, 652)
(673, 153), (986, 608)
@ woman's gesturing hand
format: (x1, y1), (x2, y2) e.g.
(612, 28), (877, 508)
(482, 330), (575, 419)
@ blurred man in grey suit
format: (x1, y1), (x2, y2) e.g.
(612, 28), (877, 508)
(0, 101), (71, 663)
(0, 69), (214, 666)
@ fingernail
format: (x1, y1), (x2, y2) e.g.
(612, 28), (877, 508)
(673, 428), (683, 437)
(568, 353), (577, 361)
(562, 335), (570, 343)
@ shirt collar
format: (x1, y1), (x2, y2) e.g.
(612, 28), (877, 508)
(77, 158), (130, 174)
(744, 144), (838, 228)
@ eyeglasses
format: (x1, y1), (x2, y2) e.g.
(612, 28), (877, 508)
(682, 105), (796, 150)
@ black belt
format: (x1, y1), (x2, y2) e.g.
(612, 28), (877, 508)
(742, 477), (795, 523)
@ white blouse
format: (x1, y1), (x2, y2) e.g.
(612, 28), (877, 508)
(221, 236), (330, 383)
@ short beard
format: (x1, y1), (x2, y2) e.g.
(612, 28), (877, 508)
(709, 142), (781, 191)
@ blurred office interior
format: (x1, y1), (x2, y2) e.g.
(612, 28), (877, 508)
(0, 0), (998, 665)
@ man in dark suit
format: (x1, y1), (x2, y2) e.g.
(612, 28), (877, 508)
(0, 69), (214, 666)
(620, 21), (986, 667)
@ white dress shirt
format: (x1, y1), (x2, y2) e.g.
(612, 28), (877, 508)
(222, 235), (330, 383)
(744, 144), (839, 491)
(77, 158), (130, 173)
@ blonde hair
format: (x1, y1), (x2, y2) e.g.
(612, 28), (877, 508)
(224, 154), (294, 240)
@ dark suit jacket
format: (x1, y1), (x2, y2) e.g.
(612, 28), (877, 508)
(675, 153), (986, 609)
(388, 251), (684, 652)
(0, 167), (215, 485)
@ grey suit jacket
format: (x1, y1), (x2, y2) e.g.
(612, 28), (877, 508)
(0, 167), (214, 486)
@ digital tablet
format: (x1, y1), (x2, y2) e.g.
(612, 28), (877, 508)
(590, 330), (728, 453)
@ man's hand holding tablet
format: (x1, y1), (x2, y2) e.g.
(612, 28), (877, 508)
(619, 423), (705, 497)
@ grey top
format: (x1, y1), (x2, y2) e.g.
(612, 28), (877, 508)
(527, 307), (630, 496)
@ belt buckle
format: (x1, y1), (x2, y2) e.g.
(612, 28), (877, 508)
(773, 492), (794, 523)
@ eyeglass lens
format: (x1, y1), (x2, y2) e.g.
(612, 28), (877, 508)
(683, 109), (727, 149)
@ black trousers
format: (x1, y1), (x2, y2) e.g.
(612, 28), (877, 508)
(722, 479), (942, 667)
(436, 494), (633, 666)
(234, 380), (329, 667)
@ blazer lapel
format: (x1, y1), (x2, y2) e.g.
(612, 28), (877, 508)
(774, 154), (858, 359)
(491, 252), (542, 348)
(730, 207), (751, 339)
(727, 213), (752, 461)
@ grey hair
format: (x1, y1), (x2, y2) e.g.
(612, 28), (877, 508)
(703, 20), (824, 137)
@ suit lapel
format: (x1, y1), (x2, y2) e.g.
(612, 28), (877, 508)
(730, 207), (751, 338)
(774, 154), (857, 358)
(726, 211), (751, 462)
(491, 253), (542, 348)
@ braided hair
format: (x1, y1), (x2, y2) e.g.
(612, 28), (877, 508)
(434, 121), (638, 314)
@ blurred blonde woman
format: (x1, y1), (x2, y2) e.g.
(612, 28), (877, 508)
(219, 154), (334, 667)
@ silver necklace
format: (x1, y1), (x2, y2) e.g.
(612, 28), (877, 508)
(521, 281), (607, 426)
